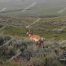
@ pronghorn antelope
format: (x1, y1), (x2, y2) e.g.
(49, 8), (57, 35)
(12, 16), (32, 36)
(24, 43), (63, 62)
(26, 31), (45, 48)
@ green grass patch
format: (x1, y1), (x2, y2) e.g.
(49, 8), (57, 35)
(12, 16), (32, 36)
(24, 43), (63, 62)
(1, 16), (66, 40)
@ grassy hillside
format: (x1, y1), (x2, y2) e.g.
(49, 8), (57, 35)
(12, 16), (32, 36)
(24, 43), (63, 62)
(0, 16), (66, 40)
(0, 16), (66, 66)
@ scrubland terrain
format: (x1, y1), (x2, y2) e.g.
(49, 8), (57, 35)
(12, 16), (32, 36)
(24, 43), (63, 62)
(0, 16), (66, 66)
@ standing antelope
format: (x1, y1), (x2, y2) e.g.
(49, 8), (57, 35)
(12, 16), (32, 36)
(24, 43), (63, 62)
(26, 31), (45, 48)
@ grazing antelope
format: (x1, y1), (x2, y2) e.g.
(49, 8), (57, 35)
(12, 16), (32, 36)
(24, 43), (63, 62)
(26, 30), (45, 48)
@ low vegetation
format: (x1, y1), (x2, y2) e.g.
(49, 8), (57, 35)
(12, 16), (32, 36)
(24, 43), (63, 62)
(0, 16), (66, 66)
